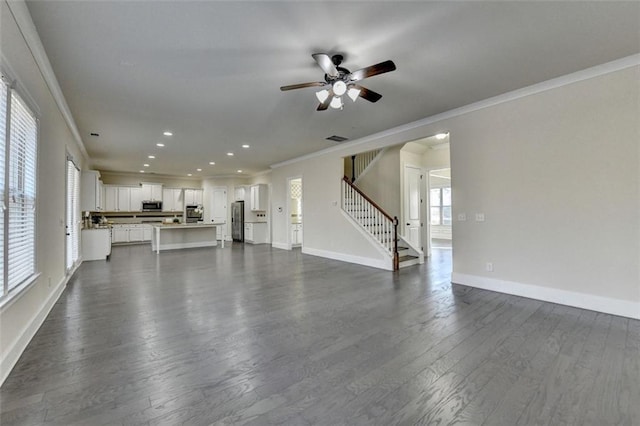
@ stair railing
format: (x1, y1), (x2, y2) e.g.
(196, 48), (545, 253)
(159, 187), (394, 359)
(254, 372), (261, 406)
(350, 149), (381, 183)
(341, 176), (399, 270)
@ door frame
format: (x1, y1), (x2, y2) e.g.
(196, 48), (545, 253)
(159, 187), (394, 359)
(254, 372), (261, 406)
(401, 162), (427, 256)
(286, 175), (302, 250)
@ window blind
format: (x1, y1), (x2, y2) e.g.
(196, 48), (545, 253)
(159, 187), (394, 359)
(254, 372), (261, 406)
(66, 158), (79, 270)
(7, 91), (37, 291)
(0, 80), (7, 291)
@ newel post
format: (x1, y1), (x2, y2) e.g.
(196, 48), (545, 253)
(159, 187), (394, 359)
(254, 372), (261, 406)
(393, 216), (399, 271)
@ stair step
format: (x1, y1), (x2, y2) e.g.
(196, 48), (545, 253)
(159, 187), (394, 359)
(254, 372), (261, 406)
(398, 255), (421, 268)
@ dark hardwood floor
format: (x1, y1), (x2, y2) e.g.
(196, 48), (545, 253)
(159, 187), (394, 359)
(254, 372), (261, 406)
(1, 243), (637, 425)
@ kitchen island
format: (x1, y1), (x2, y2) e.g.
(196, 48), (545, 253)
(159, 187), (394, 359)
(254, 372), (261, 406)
(151, 223), (225, 254)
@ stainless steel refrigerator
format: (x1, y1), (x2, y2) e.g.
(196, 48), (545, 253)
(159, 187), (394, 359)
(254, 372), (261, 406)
(231, 201), (244, 242)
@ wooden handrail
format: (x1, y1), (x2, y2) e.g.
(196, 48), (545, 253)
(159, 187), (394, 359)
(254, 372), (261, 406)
(342, 176), (394, 222)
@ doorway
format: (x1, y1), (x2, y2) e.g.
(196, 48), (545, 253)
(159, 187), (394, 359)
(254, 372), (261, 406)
(403, 165), (422, 251)
(428, 168), (452, 250)
(210, 187), (228, 242)
(288, 177), (302, 248)
(65, 156), (80, 272)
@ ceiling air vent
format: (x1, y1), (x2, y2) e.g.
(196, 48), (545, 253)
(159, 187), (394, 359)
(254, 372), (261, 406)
(326, 135), (349, 143)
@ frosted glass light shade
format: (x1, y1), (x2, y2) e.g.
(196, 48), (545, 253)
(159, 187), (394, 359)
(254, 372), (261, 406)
(315, 89), (330, 103)
(332, 80), (347, 96)
(330, 96), (343, 109)
(347, 87), (361, 102)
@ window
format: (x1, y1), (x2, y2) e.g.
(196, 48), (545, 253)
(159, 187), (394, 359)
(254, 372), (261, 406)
(430, 187), (451, 226)
(1, 75), (39, 299)
(66, 158), (80, 271)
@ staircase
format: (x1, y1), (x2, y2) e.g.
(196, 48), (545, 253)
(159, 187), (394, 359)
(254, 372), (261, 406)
(349, 148), (384, 183)
(341, 177), (422, 270)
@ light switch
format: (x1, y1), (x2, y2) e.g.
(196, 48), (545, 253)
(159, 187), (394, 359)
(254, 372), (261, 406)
(475, 213), (485, 222)
(458, 213), (466, 221)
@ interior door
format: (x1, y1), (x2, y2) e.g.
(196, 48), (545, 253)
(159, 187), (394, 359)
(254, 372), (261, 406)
(404, 165), (422, 249)
(211, 187), (227, 240)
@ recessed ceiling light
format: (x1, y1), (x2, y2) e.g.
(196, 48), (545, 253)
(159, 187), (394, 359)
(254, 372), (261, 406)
(187, 173), (192, 176)
(139, 170), (145, 173)
(435, 133), (448, 140)
(227, 152), (234, 156)
(209, 161), (215, 165)
(237, 170), (243, 173)
(196, 168), (202, 172)
(143, 164), (149, 167)
(242, 144), (250, 149)
(156, 143), (165, 147)
(163, 131), (173, 136)
(148, 155), (155, 159)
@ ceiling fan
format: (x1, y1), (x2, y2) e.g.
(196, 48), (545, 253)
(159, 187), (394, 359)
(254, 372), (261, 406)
(280, 53), (396, 111)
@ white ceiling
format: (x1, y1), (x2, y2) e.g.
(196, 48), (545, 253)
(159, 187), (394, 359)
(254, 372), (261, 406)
(26, 1), (640, 178)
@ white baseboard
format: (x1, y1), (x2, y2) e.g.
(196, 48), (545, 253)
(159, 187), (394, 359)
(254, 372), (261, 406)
(302, 247), (393, 271)
(271, 242), (290, 250)
(0, 264), (78, 385)
(452, 272), (640, 319)
(153, 241), (217, 252)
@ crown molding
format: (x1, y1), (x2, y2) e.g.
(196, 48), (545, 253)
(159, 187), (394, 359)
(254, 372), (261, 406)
(271, 54), (640, 169)
(6, 0), (89, 162)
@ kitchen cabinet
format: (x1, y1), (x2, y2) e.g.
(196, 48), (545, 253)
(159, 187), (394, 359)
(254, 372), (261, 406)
(142, 224), (153, 241)
(141, 183), (163, 201)
(250, 184), (268, 211)
(184, 189), (203, 206)
(117, 187), (131, 212)
(130, 187), (143, 212)
(111, 224), (151, 244)
(81, 228), (111, 261)
(112, 225), (129, 243)
(234, 186), (246, 201)
(162, 188), (184, 212)
(80, 170), (103, 211)
(104, 186), (118, 211)
(291, 223), (303, 246)
(244, 222), (267, 244)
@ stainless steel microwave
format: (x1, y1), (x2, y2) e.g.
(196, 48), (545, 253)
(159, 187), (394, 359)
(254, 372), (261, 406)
(142, 201), (162, 211)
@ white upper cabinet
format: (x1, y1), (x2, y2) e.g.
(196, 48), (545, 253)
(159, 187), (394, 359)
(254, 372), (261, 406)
(184, 189), (203, 206)
(104, 185), (118, 211)
(129, 187), (143, 211)
(250, 184), (268, 211)
(162, 188), (184, 212)
(234, 186), (246, 201)
(117, 187), (131, 212)
(81, 170), (103, 211)
(141, 183), (163, 201)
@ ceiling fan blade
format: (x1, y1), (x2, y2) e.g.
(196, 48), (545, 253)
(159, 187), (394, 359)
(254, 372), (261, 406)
(348, 60), (396, 82)
(317, 89), (334, 111)
(280, 82), (326, 91)
(352, 84), (383, 103)
(312, 53), (339, 77)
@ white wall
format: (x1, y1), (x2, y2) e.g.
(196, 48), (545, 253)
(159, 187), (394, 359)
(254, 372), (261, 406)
(353, 145), (402, 216)
(0, 1), (87, 383)
(271, 63), (640, 318)
(100, 171), (202, 189)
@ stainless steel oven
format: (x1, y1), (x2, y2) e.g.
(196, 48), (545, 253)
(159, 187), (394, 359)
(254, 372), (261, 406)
(185, 205), (203, 223)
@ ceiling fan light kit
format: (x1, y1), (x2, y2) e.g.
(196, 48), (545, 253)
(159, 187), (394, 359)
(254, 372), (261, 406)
(280, 53), (396, 111)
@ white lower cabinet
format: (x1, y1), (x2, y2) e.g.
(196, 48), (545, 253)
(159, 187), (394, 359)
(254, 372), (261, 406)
(244, 222), (267, 244)
(111, 224), (153, 244)
(81, 229), (112, 261)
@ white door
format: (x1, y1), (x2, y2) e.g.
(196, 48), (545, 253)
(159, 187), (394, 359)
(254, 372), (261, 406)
(404, 165), (422, 249)
(211, 187), (227, 240)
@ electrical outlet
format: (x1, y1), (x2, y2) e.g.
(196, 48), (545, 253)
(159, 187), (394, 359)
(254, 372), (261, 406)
(458, 213), (466, 221)
(475, 213), (485, 222)
(486, 262), (494, 272)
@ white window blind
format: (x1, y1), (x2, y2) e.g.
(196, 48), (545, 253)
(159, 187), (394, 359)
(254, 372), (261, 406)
(7, 90), (37, 292)
(0, 79), (7, 290)
(66, 158), (79, 270)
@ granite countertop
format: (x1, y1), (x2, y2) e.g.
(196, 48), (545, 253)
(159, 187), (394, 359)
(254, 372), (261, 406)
(244, 221), (267, 224)
(152, 222), (224, 228)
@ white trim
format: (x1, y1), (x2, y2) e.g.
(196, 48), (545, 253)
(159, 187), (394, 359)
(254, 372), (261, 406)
(6, 0), (89, 162)
(271, 54), (640, 169)
(302, 247), (392, 271)
(452, 272), (640, 320)
(271, 242), (291, 250)
(0, 262), (79, 386)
